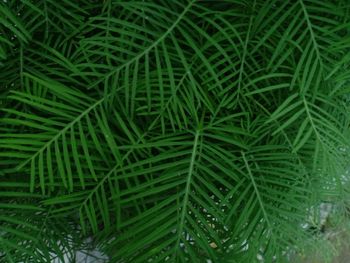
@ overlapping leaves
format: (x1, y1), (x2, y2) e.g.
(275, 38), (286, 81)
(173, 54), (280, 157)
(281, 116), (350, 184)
(1, 0), (350, 262)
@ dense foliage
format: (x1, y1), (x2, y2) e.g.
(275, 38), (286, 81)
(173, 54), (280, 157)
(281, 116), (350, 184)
(1, 0), (350, 262)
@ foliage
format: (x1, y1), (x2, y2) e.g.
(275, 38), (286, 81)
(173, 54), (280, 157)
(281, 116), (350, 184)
(1, 0), (350, 262)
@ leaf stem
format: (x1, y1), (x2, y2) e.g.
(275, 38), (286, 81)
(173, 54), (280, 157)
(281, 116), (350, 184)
(241, 151), (272, 230)
(299, 0), (323, 68)
(174, 129), (200, 259)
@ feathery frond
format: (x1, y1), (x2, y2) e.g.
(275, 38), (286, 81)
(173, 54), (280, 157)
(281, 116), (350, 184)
(1, 0), (350, 262)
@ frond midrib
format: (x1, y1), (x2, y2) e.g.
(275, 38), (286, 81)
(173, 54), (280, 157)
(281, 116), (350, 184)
(88, 0), (196, 89)
(174, 129), (200, 258)
(299, 0), (324, 68)
(16, 97), (105, 171)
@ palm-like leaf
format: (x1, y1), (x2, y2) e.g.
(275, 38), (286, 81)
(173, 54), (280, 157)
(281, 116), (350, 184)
(1, 0), (350, 262)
